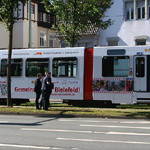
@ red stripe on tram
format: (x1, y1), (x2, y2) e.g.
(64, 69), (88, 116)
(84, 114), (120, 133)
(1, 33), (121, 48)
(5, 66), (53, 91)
(84, 48), (94, 100)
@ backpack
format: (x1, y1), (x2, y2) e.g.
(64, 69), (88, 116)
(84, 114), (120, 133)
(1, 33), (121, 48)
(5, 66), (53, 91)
(34, 80), (37, 92)
(51, 82), (54, 89)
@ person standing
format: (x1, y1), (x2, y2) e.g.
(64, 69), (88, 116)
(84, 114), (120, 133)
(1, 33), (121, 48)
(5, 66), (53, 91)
(34, 73), (42, 110)
(39, 72), (48, 109)
(41, 72), (52, 110)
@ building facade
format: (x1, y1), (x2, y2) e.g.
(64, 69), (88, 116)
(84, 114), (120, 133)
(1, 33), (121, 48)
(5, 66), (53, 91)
(98, 0), (150, 46)
(61, 0), (150, 48)
(1, 0), (149, 48)
(0, 0), (60, 49)
(60, 25), (99, 48)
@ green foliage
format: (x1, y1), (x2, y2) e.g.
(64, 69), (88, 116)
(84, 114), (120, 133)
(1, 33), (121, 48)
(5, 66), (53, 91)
(0, 0), (27, 107)
(0, 0), (27, 30)
(42, 0), (113, 47)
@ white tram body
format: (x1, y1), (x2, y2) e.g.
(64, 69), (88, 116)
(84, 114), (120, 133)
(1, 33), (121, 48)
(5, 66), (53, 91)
(0, 47), (85, 101)
(93, 46), (150, 104)
(0, 46), (150, 104)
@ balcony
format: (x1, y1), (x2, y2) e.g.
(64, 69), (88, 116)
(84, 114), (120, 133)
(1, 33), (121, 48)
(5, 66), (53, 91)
(37, 21), (52, 29)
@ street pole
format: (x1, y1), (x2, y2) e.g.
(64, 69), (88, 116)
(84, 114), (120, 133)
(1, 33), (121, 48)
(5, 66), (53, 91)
(28, 0), (31, 48)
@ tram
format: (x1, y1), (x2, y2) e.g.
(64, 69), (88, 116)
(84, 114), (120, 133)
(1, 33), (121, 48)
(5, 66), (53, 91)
(0, 46), (150, 105)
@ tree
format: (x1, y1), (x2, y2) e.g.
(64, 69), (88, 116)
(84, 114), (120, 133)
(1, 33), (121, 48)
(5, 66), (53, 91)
(0, 0), (27, 107)
(42, 0), (113, 47)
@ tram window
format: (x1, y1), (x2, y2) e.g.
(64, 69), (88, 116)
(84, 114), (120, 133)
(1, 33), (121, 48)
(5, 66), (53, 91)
(1, 59), (23, 76)
(52, 57), (77, 77)
(26, 58), (49, 77)
(102, 56), (129, 77)
(136, 57), (145, 77)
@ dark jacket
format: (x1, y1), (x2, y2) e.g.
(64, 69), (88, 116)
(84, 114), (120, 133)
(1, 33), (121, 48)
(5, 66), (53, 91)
(34, 78), (42, 93)
(41, 76), (52, 92)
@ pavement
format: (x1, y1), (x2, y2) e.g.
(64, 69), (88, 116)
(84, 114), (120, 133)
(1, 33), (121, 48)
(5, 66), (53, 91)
(1, 115), (150, 150)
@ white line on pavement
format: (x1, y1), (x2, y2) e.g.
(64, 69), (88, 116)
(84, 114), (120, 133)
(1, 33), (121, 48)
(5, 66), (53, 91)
(120, 121), (150, 124)
(52, 148), (63, 150)
(59, 119), (150, 125)
(21, 128), (92, 133)
(0, 121), (9, 123)
(0, 144), (78, 150)
(58, 119), (118, 123)
(57, 137), (150, 145)
(0, 144), (50, 149)
(80, 124), (150, 130)
(21, 127), (150, 137)
(94, 131), (150, 136)
(52, 147), (78, 150)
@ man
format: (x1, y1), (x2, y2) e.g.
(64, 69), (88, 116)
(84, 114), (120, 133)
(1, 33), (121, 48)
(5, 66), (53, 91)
(34, 73), (42, 109)
(41, 72), (52, 110)
(39, 71), (48, 109)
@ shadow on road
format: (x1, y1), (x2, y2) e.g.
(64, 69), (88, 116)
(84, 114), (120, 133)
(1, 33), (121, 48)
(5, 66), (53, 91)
(0, 117), (61, 126)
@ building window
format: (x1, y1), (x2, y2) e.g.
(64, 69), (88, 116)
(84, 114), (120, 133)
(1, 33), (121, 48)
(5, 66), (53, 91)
(136, 40), (146, 45)
(126, 8), (134, 20)
(31, 4), (35, 14)
(137, 7), (145, 19)
(47, 15), (50, 23)
(137, 0), (145, 19)
(49, 34), (55, 48)
(14, 3), (23, 19)
(107, 37), (119, 46)
(40, 32), (46, 47)
(149, 6), (150, 18)
(28, 4), (35, 14)
(108, 41), (118, 46)
(38, 12), (43, 21)
(45, 14), (47, 22)
(135, 36), (147, 45)
(44, 14), (50, 23)
(125, 1), (134, 20)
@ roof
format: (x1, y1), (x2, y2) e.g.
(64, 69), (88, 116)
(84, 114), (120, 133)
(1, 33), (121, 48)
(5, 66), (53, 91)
(57, 24), (99, 38)
(81, 25), (99, 36)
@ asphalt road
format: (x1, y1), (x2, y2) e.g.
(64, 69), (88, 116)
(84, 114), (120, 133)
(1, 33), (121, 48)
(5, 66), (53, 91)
(0, 115), (150, 150)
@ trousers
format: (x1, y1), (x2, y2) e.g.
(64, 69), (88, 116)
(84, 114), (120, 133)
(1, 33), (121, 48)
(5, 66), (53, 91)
(42, 90), (51, 110)
(35, 92), (41, 109)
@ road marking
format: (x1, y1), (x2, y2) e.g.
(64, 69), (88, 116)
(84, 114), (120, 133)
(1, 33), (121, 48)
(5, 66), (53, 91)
(0, 121), (9, 123)
(120, 121), (150, 124)
(94, 131), (150, 136)
(59, 119), (150, 125)
(21, 128), (92, 133)
(52, 148), (63, 150)
(21, 128), (150, 136)
(59, 119), (118, 123)
(80, 124), (150, 130)
(52, 147), (78, 150)
(0, 144), (50, 149)
(57, 137), (150, 145)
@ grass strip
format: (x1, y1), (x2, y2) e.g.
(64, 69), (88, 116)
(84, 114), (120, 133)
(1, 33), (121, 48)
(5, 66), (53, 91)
(0, 104), (150, 119)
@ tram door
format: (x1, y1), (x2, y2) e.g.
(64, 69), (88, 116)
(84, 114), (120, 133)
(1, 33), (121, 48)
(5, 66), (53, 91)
(134, 56), (147, 91)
